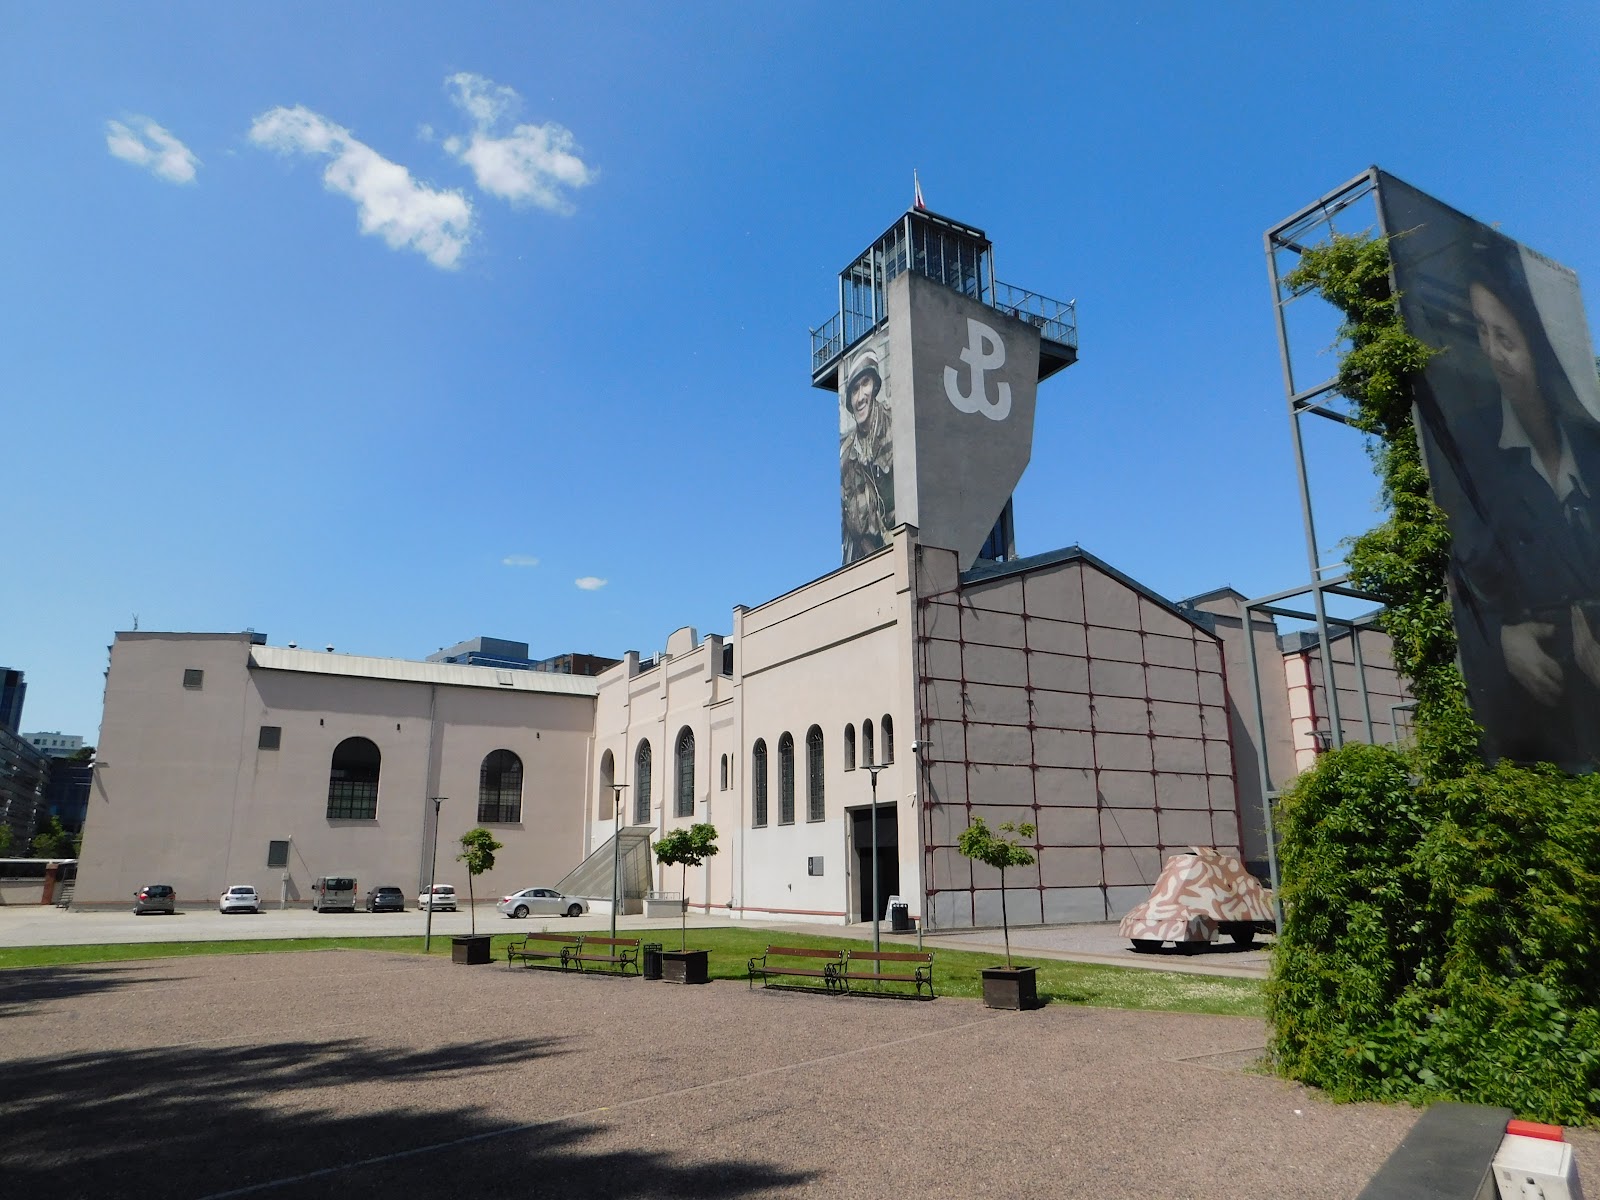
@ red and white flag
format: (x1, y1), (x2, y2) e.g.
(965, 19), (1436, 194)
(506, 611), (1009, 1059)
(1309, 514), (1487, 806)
(913, 170), (925, 211)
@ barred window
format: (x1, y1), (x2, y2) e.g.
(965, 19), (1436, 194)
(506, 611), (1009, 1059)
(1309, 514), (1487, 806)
(806, 725), (825, 822)
(752, 739), (768, 827)
(881, 714), (894, 763)
(634, 741), (652, 824)
(675, 727), (695, 818)
(182, 668), (204, 689)
(844, 724), (856, 771)
(478, 749), (523, 823)
(778, 733), (795, 825)
(326, 736), (380, 820)
(862, 719), (875, 769)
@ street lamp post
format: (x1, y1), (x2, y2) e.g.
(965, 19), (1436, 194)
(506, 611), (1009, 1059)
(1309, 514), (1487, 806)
(608, 784), (629, 942)
(423, 796), (445, 953)
(863, 761), (887, 971)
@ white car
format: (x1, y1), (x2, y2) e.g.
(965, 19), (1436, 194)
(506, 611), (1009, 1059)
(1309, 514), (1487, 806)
(219, 885), (259, 914)
(418, 884), (457, 911)
(496, 887), (589, 919)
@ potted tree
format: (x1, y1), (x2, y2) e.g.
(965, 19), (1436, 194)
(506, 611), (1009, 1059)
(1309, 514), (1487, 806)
(452, 827), (503, 965)
(652, 823), (718, 984)
(957, 817), (1040, 1010)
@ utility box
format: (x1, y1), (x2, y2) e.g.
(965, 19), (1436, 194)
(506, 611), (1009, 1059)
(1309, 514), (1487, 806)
(1493, 1133), (1584, 1200)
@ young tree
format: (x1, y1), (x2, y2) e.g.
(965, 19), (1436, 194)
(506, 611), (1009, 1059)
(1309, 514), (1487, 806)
(957, 817), (1037, 969)
(456, 827), (503, 937)
(652, 823), (719, 951)
(31, 817), (75, 859)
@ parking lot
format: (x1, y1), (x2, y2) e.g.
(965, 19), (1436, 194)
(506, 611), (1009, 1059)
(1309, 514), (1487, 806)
(0, 946), (1514, 1200)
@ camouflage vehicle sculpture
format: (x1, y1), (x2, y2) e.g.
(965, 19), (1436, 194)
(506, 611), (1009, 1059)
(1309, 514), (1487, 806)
(1118, 846), (1275, 952)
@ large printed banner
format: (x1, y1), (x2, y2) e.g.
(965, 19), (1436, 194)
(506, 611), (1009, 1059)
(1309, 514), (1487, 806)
(839, 328), (896, 564)
(1377, 172), (1600, 770)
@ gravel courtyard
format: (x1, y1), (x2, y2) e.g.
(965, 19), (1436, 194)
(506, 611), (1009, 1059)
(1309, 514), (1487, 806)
(3, 949), (1592, 1198)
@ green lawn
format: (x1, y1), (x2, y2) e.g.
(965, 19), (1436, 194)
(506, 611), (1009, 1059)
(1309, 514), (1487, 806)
(0, 927), (1264, 1018)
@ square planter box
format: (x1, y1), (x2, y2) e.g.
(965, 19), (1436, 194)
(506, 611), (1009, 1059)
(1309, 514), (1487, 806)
(661, 949), (709, 985)
(451, 935), (493, 965)
(981, 965), (1039, 1010)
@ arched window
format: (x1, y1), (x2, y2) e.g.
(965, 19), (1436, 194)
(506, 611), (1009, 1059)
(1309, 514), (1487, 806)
(806, 725), (825, 822)
(675, 727), (695, 818)
(778, 733), (795, 825)
(862, 719), (875, 769)
(720, 753), (729, 791)
(634, 740), (652, 824)
(881, 714), (894, 764)
(327, 736), (380, 819)
(752, 739), (768, 827)
(598, 750), (615, 820)
(844, 724), (857, 771)
(478, 749), (523, 823)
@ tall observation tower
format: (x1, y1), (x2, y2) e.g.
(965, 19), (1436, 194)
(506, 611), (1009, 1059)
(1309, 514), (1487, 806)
(810, 205), (1078, 569)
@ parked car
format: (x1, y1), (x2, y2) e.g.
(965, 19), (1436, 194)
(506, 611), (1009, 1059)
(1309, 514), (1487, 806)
(418, 883), (457, 911)
(365, 885), (405, 913)
(219, 885), (260, 914)
(133, 883), (176, 915)
(311, 875), (358, 912)
(496, 887), (589, 919)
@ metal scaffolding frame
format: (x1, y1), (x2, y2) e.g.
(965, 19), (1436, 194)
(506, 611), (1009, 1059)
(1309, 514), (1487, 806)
(1247, 167), (1396, 913)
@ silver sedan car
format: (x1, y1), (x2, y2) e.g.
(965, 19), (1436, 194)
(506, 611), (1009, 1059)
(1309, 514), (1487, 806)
(496, 888), (589, 919)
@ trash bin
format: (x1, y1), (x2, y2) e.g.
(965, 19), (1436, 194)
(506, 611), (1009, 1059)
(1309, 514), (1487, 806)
(642, 943), (664, 980)
(890, 903), (911, 933)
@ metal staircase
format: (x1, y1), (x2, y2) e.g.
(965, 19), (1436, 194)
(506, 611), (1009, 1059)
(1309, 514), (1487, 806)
(556, 826), (655, 913)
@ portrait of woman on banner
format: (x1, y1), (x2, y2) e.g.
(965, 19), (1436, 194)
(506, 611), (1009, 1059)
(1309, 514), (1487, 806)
(1409, 231), (1600, 770)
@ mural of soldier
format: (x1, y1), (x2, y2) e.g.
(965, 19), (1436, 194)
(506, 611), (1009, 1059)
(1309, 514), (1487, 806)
(839, 343), (894, 563)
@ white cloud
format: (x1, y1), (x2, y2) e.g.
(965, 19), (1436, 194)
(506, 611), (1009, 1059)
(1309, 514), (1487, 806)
(574, 576), (607, 591)
(444, 73), (595, 214)
(106, 117), (199, 184)
(502, 554), (540, 567)
(248, 105), (472, 270)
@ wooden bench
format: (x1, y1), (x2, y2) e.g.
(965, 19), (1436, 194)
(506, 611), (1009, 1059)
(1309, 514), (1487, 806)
(840, 949), (936, 999)
(506, 931), (580, 968)
(748, 945), (846, 993)
(564, 935), (641, 975)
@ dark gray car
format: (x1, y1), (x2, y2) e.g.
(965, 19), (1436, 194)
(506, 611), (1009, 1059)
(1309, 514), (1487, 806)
(365, 886), (405, 913)
(134, 884), (176, 914)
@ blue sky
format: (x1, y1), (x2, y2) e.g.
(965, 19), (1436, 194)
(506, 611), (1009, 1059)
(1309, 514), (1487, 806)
(4, 2), (1597, 741)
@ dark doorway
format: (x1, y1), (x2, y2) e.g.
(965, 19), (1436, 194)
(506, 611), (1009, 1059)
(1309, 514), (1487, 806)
(851, 804), (899, 922)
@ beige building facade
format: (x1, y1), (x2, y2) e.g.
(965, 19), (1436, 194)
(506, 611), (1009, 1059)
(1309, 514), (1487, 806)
(75, 633), (596, 908)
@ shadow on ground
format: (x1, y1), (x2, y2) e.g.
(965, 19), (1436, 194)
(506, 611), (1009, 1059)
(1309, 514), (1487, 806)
(0, 964), (176, 1017)
(1128, 938), (1274, 957)
(1, 1034), (812, 1199)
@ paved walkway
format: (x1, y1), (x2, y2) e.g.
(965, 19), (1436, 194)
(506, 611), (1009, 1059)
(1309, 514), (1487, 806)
(0, 948), (1518, 1200)
(0, 905), (1268, 978)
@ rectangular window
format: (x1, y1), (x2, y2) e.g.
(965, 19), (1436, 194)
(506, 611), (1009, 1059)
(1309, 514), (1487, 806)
(326, 776), (379, 820)
(258, 725), (282, 750)
(808, 856), (824, 877)
(182, 668), (204, 689)
(266, 840), (290, 869)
